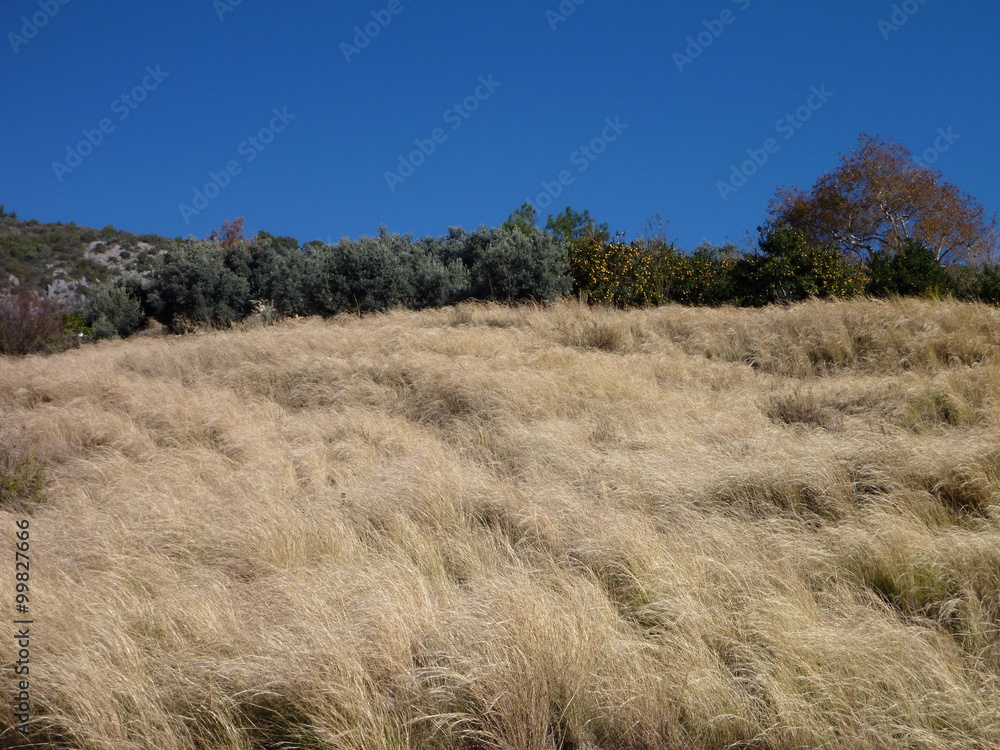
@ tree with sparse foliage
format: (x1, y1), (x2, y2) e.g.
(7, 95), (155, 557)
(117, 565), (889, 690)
(545, 206), (610, 244)
(771, 133), (999, 265)
(0, 287), (66, 354)
(502, 203), (539, 235)
(208, 217), (246, 248)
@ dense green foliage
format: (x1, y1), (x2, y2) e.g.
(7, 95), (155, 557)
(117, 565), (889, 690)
(303, 229), (465, 316)
(568, 224), (868, 308)
(137, 225), (565, 330)
(732, 223), (869, 307)
(458, 226), (570, 302)
(568, 237), (668, 306)
(969, 264), (1000, 304)
(84, 282), (146, 340)
(867, 239), (954, 298)
(145, 242), (254, 331)
(663, 242), (739, 306)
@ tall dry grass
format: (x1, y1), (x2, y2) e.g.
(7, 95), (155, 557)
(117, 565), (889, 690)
(2, 297), (1000, 749)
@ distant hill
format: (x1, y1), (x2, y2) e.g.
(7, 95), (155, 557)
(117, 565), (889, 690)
(0, 207), (179, 301)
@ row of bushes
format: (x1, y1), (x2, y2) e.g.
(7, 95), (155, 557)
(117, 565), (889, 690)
(570, 223), (1000, 308)
(132, 225), (570, 332)
(4, 219), (1000, 355)
(129, 222), (1000, 333)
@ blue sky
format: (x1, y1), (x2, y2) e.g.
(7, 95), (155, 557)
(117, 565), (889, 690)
(2, 0), (998, 250)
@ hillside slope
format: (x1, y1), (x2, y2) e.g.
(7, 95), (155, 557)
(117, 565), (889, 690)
(2, 299), (1000, 750)
(0, 213), (176, 299)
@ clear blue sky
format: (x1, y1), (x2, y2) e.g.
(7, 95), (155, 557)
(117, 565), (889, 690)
(3, 0), (998, 250)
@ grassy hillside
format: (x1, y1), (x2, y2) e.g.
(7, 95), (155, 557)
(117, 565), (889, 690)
(3, 298), (1000, 749)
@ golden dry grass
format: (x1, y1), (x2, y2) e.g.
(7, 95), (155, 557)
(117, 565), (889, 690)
(2, 297), (1000, 749)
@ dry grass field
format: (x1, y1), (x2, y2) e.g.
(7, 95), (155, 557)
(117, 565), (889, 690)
(3, 298), (1000, 750)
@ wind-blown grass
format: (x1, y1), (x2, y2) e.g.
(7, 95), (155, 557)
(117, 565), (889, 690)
(2, 297), (1000, 749)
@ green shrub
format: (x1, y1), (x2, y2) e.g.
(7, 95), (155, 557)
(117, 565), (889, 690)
(459, 226), (571, 303)
(89, 315), (119, 340)
(867, 239), (953, 298)
(974, 265), (1000, 303)
(952, 263), (1000, 304)
(146, 242), (252, 331)
(84, 283), (145, 339)
(245, 235), (310, 317)
(62, 310), (88, 336)
(734, 223), (868, 306)
(305, 232), (416, 316)
(569, 237), (744, 308)
(665, 242), (739, 306)
(406, 236), (470, 308)
(568, 237), (667, 306)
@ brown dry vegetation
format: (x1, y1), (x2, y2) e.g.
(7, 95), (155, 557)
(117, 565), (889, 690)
(2, 298), (1000, 750)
